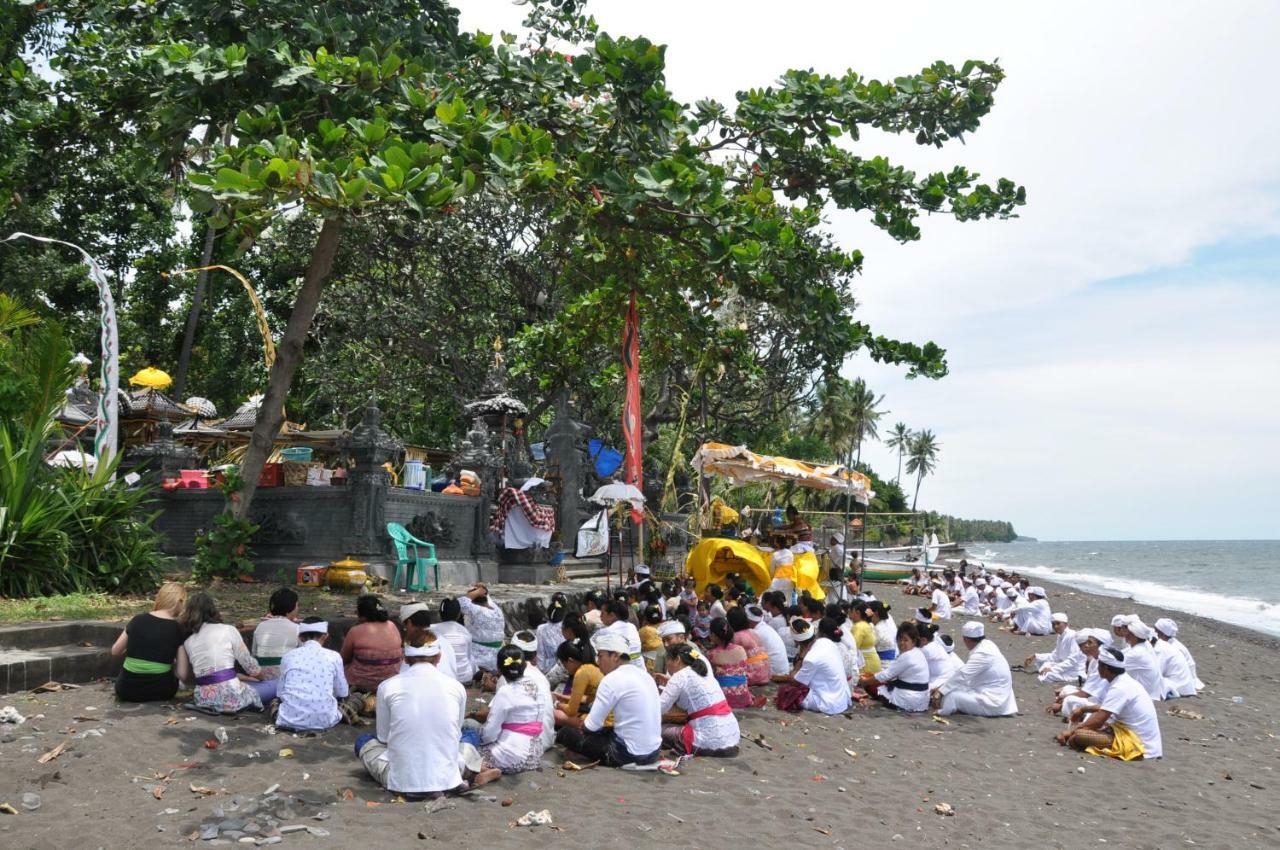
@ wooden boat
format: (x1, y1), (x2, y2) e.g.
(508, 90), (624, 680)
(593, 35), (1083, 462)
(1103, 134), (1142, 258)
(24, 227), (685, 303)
(861, 558), (919, 583)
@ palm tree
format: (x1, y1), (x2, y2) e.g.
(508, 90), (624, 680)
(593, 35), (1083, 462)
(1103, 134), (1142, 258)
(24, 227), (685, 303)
(846, 378), (886, 469)
(810, 376), (858, 461)
(905, 429), (940, 511)
(884, 421), (912, 484)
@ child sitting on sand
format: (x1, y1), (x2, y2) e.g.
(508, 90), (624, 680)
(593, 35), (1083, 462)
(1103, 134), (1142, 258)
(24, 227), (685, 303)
(692, 601), (712, 643)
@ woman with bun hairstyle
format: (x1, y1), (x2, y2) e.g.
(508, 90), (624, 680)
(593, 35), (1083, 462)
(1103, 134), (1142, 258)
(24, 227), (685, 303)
(659, 643), (740, 756)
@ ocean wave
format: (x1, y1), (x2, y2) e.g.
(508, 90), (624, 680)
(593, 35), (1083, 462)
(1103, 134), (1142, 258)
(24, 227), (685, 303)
(980, 561), (1280, 638)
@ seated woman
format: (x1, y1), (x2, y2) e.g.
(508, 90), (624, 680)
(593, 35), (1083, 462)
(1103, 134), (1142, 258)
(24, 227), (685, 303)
(112, 581), (188, 703)
(639, 605), (664, 672)
(847, 603), (881, 675)
(706, 618), (759, 709)
(340, 595), (404, 693)
(861, 621), (931, 713)
(535, 595), (569, 673)
(726, 607), (771, 687)
(867, 601), (898, 663)
(553, 638), (602, 726)
(181, 592), (268, 713)
(466, 646), (549, 776)
(775, 617), (851, 715)
(658, 643), (740, 757)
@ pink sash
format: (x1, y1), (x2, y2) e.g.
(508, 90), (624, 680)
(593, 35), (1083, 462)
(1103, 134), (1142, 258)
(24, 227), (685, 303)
(501, 721), (545, 737)
(681, 699), (733, 752)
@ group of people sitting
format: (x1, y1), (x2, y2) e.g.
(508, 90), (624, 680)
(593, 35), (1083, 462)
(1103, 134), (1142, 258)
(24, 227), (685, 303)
(108, 562), (1198, 799)
(900, 561), (1204, 761)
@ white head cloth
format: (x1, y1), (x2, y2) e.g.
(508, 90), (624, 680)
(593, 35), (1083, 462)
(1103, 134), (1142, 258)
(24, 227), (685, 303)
(404, 642), (441, 658)
(961, 621), (985, 640)
(1098, 647), (1126, 670)
(1154, 617), (1178, 638)
(1127, 620), (1153, 641)
(592, 632), (630, 655)
(791, 619), (815, 643)
(1052, 612), (1069, 624)
(657, 620), (686, 638)
(297, 620), (328, 635)
(744, 604), (765, 623)
(399, 602), (430, 621)
(512, 631), (538, 653)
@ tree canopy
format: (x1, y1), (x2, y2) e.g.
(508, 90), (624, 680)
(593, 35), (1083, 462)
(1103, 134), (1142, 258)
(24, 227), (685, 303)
(0, 0), (1024, 518)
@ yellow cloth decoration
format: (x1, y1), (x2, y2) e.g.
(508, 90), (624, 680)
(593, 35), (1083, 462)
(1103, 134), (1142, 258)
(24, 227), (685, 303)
(709, 497), (739, 527)
(685, 538), (772, 594)
(792, 550), (826, 601)
(1085, 721), (1146, 761)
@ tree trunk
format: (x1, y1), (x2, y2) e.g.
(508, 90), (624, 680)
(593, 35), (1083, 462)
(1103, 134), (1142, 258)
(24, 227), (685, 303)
(912, 470), (923, 511)
(232, 217), (344, 520)
(172, 218), (218, 399)
(895, 449), (903, 484)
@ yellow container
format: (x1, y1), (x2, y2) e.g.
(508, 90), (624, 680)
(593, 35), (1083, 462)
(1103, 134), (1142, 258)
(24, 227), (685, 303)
(326, 557), (369, 590)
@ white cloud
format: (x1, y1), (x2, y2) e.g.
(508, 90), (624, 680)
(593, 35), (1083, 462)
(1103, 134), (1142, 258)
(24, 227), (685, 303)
(460, 1), (1280, 538)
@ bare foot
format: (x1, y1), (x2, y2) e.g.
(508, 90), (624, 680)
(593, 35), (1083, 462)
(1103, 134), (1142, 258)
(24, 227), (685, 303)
(472, 768), (502, 787)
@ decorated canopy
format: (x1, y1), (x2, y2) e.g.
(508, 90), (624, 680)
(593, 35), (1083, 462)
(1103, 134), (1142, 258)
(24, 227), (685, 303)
(684, 537), (827, 600)
(691, 442), (875, 503)
(128, 366), (173, 390)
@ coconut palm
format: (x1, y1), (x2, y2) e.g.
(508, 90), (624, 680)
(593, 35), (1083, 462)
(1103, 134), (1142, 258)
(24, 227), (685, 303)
(905, 429), (940, 511)
(884, 421), (913, 484)
(846, 378), (886, 468)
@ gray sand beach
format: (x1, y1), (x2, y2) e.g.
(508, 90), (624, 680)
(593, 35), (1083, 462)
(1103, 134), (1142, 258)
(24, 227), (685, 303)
(1, 578), (1277, 850)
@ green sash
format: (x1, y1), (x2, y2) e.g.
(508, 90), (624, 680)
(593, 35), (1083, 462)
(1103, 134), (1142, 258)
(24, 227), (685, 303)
(123, 657), (172, 675)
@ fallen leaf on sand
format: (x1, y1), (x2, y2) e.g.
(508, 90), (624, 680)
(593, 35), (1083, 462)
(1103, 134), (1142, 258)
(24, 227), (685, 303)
(152, 786), (165, 800)
(365, 801), (381, 808)
(667, 813), (684, 823)
(188, 784), (221, 796)
(935, 803), (955, 816)
(0, 804), (18, 815)
(562, 760), (599, 771)
(37, 743), (66, 764)
(73, 716), (99, 722)
(932, 715), (951, 725)
(752, 735), (773, 751)
(501, 798), (514, 807)
(31, 682), (78, 694)
(340, 788), (355, 801)
(1169, 707), (1204, 720)
(163, 718), (179, 726)
(203, 740), (218, 750)
(843, 748), (857, 759)
(811, 774), (827, 782)
(278, 748), (295, 758)
(813, 827), (832, 836)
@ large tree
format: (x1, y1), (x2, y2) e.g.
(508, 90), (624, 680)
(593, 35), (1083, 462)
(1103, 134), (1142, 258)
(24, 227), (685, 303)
(11, 0), (1023, 526)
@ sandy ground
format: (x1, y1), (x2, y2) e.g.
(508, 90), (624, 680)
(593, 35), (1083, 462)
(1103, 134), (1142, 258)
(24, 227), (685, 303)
(1, 578), (1278, 850)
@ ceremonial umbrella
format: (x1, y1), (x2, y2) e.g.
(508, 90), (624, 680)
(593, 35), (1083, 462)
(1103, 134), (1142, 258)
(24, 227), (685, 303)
(128, 366), (173, 390)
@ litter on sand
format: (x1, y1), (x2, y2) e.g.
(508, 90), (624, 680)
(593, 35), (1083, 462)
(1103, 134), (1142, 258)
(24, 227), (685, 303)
(515, 809), (553, 827)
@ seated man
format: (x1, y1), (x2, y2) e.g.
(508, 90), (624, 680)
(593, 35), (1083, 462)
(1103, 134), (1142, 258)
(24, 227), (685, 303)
(1010, 587), (1053, 635)
(555, 632), (661, 768)
(1028, 613), (1085, 683)
(356, 634), (487, 798)
(276, 618), (347, 732)
(1056, 647), (1163, 760)
(400, 603), (458, 681)
(935, 622), (1018, 717)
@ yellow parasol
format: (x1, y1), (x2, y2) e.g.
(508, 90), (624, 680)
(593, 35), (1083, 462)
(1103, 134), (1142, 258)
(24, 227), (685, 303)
(128, 366), (173, 390)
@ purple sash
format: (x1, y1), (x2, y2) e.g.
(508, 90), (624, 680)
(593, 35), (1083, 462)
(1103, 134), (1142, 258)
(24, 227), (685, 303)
(195, 668), (237, 686)
(355, 655), (402, 666)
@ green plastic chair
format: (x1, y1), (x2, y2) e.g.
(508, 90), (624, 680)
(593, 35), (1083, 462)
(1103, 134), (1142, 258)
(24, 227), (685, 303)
(387, 522), (439, 592)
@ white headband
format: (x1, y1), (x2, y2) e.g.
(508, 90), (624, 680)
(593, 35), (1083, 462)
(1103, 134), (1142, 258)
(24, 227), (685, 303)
(512, 632), (538, 653)
(1154, 617), (1178, 637)
(298, 620), (328, 635)
(404, 642), (441, 658)
(657, 620), (686, 637)
(961, 621), (985, 639)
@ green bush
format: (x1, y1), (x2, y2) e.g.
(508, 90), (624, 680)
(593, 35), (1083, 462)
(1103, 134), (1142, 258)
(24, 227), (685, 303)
(0, 295), (168, 597)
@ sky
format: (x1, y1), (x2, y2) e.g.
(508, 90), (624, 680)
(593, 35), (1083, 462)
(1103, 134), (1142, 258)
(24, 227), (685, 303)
(458, 1), (1280, 541)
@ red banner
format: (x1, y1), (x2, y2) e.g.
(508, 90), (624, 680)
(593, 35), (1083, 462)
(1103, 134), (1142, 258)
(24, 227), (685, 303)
(621, 290), (643, 523)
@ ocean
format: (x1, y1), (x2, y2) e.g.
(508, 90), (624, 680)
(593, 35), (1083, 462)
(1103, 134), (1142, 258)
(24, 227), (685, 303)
(963, 539), (1280, 638)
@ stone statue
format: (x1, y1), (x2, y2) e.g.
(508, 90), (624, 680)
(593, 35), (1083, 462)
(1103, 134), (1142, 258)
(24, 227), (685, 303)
(343, 404), (401, 554)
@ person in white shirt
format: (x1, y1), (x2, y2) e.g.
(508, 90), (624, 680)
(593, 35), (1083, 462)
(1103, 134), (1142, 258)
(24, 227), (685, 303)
(705, 584), (729, 620)
(1047, 628), (1110, 718)
(432, 599), (475, 684)
(776, 618), (851, 715)
(936, 621), (1018, 717)
(465, 645), (549, 775)
(1152, 630), (1197, 699)
(276, 619), (347, 732)
(400, 604), (457, 682)
(929, 581), (952, 620)
(1011, 587), (1053, 635)
(597, 599), (645, 669)
(252, 588), (300, 681)
(1057, 647), (1162, 760)
(509, 631), (557, 752)
(993, 585), (1018, 618)
(865, 621), (931, 713)
(744, 603), (791, 677)
(535, 595), (569, 673)
(180, 592), (268, 713)
(957, 581), (983, 617)
(658, 642), (740, 756)
(357, 634), (483, 797)
(1030, 613), (1085, 684)
(458, 584), (506, 675)
(916, 620), (957, 691)
(1154, 617), (1203, 692)
(555, 632), (662, 767)
(761, 592), (796, 660)
(1120, 619), (1165, 702)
